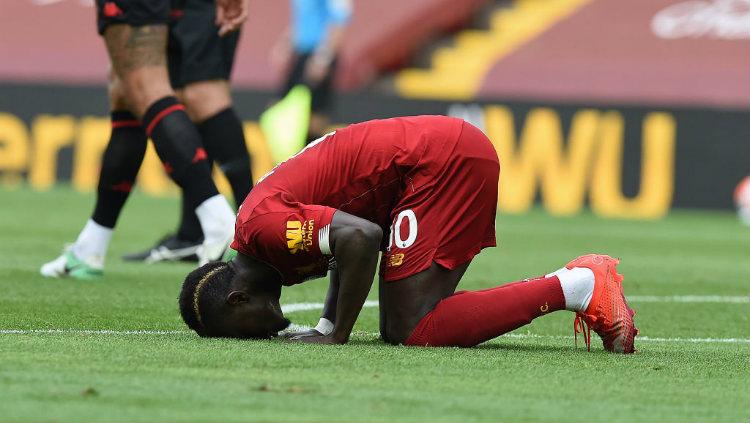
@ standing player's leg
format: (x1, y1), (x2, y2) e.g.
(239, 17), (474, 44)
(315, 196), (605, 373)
(103, 22), (234, 265)
(275, 52), (333, 145)
(123, 0), (251, 263)
(40, 74), (147, 278)
(140, 81), (250, 260)
(183, 81), (252, 207)
(306, 56), (337, 144)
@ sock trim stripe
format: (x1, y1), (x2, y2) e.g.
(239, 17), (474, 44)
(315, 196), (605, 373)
(109, 181), (134, 193)
(145, 104), (185, 136)
(111, 120), (141, 129)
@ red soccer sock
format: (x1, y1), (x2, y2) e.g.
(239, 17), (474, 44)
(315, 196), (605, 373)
(405, 276), (566, 347)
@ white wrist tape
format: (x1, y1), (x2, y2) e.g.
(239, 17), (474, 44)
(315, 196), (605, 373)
(315, 317), (334, 335)
(318, 224), (331, 255)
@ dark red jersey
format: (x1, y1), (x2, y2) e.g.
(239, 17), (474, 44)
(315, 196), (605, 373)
(231, 115), (498, 285)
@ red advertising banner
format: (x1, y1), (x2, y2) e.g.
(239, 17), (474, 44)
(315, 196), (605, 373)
(479, 0), (750, 108)
(0, 0), (482, 90)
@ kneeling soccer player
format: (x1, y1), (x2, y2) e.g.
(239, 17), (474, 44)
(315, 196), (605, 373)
(179, 116), (639, 353)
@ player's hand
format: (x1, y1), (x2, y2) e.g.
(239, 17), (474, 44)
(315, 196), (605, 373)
(215, 0), (249, 37)
(278, 328), (323, 340)
(286, 332), (341, 344)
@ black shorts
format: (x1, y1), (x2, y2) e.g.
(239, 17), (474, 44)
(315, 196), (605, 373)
(280, 52), (338, 113)
(96, 0), (238, 88)
(168, 0), (239, 88)
(96, 0), (171, 35)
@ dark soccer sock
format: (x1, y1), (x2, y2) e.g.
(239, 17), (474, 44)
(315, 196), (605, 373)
(91, 111), (148, 228)
(142, 96), (218, 208)
(405, 276), (566, 347)
(176, 195), (204, 243)
(174, 107), (252, 242)
(198, 107), (252, 206)
(175, 144), (214, 243)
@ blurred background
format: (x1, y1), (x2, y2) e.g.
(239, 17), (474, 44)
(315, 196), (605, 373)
(1, 0), (749, 219)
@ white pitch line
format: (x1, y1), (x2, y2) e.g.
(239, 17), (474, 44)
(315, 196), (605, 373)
(0, 329), (186, 335)
(1, 328), (747, 345)
(499, 333), (750, 344)
(281, 300), (379, 313)
(636, 336), (750, 343)
(2, 296), (748, 344)
(281, 297), (750, 311)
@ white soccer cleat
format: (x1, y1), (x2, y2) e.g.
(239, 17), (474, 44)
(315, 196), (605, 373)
(194, 195), (236, 266)
(197, 231), (233, 266)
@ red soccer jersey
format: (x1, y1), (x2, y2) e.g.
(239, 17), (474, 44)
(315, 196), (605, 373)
(231, 115), (465, 285)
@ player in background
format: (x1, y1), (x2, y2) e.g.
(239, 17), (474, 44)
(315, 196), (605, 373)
(271, 0), (351, 144)
(735, 176), (750, 225)
(40, 0), (249, 278)
(178, 116), (639, 353)
(122, 0), (253, 263)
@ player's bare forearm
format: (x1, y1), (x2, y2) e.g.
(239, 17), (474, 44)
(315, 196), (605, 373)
(280, 269), (338, 341)
(325, 212), (381, 343)
(283, 212), (379, 345)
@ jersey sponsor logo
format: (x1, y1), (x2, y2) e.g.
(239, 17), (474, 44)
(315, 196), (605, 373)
(387, 253), (405, 267)
(286, 219), (315, 254)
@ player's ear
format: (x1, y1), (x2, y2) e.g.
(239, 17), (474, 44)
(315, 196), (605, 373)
(227, 290), (250, 305)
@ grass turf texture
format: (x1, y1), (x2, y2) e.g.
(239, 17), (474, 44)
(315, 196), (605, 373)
(1, 186), (748, 423)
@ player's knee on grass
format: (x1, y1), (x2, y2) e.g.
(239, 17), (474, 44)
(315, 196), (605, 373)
(379, 263), (470, 345)
(382, 316), (425, 345)
(179, 262), (290, 339)
(382, 325), (411, 346)
(379, 295), (431, 345)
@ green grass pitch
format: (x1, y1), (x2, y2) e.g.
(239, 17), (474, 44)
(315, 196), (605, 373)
(1, 187), (748, 423)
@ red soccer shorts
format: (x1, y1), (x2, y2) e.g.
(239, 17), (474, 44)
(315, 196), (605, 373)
(381, 121), (499, 281)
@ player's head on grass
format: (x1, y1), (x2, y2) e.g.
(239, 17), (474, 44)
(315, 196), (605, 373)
(179, 258), (290, 338)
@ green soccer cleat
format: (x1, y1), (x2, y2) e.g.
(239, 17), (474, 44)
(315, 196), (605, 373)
(40, 249), (104, 280)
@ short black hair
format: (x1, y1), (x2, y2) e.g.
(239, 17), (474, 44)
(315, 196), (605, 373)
(179, 261), (236, 337)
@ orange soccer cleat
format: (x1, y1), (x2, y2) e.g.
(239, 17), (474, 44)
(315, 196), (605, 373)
(566, 254), (639, 353)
